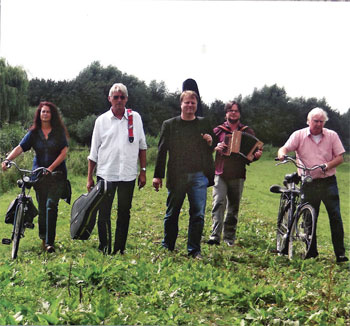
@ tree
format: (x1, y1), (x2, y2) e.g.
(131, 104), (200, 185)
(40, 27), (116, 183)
(26, 63), (347, 148)
(241, 84), (291, 146)
(70, 114), (98, 145)
(0, 58), (29, 125)
(207, 100), (225, 128)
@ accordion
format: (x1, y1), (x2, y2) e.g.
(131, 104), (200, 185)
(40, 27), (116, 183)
(222, 131), (263, 161)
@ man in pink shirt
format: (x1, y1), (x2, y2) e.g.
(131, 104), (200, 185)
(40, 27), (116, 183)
(278, 108), (348, 263)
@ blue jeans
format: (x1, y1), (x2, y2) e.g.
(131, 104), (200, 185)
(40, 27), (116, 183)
(162, 172), (209, 256)
(35, 175), (65, 246)
(97, 176), (135, 254)
(303, 175), (346, 258)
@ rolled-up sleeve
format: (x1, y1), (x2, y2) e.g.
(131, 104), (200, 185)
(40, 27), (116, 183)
(283, 130), (300, 153)
(88, 118), (100, 163)
(135, 113), (147, 150)
(19, 131), (33, 152)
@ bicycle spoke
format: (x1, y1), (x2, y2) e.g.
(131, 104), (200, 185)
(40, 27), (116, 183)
(12, 203), (24, 259)
(289, 204), (316, 260)
(276, 197), (289, 254)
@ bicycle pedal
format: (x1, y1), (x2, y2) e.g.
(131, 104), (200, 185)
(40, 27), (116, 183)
(2, 238), (11, 245)
(24, 222), (35, 229)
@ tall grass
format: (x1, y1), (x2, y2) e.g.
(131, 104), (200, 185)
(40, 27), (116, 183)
(0, 148), (349, 325)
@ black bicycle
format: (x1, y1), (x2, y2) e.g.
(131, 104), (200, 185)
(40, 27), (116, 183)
(270, 155), (326, 259)
(2, 160), (54, 259)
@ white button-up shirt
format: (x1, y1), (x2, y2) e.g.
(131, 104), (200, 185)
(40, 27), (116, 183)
(88, 108), (147, 181)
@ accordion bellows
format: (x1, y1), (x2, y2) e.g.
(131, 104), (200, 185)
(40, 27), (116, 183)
(222, 131), (264, 161)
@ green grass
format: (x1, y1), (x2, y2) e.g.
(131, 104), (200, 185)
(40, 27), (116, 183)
(0, 155), (349, 325)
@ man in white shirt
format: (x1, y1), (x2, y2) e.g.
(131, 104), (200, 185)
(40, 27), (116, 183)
(87, 83), (147, 255)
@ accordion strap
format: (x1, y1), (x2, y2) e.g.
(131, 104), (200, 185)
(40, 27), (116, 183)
(218, 124), (249, 134)
(127, 109), (134, 143)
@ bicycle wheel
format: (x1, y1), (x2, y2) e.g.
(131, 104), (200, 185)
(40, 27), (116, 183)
(276, 194), (290, 254)
(12, 203), (25, 259)
(288, 204), (316, 259)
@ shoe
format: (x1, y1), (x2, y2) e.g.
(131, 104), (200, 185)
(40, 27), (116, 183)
(45, 245), (55, 253)
(224, 240), (234, 247)
(304, 252), (319, 259)
(98, 245), (111, 255)
(112, 249), (125, 255)
(189, 251), (202, 260)
(336, 256), (349, 263)
(207, 239), (220, 245)
(41, 239), (46, 250)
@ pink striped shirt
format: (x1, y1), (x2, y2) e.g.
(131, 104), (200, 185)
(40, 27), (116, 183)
(283, 127), (345, 179)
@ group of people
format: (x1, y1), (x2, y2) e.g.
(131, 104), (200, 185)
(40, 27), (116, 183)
(2, 82), (348, 263)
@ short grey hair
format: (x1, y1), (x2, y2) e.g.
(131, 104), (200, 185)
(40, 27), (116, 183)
(307, 107), (328, 125)
(109, 83), (128, 97)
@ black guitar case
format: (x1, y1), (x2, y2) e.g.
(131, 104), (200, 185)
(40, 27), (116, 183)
(70, 179), (108, 240)
(182, 78), (203, 117)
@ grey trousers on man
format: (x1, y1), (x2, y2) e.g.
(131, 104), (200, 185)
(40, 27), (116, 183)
(209, 175), (245, 243)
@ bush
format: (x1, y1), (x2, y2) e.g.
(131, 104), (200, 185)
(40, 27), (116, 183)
(0, 123), (27, 156)
(0, 152), (34, 193)
(146, 134), (159, 148)
(66, 148), (90, 177)
(260, 144), (278, 160)
(146, 147), (158, 166)
(68, 114), (97, 146)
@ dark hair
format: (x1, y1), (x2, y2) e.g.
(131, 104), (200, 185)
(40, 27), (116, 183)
(30, 101), (69, 138)
(224, 101), (242, 113)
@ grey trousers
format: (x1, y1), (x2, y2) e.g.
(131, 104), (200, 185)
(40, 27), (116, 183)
(209, 175), (244, 242)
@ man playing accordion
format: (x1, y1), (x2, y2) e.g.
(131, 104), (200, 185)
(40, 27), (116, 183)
(207, 101), (263, 247)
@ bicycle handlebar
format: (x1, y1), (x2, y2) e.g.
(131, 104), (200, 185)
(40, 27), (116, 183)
(2, 159), (61, 177)
(274, 155), (326, 173)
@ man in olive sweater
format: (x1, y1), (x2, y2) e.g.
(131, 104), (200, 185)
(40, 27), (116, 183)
(153, 90), (215, 259)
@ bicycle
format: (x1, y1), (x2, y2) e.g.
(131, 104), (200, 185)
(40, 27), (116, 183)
(270, 155), (326, 259)
(1, 159), (56, 259)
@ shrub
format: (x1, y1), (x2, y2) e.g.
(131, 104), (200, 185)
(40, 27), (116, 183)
(66, 148), (90, 177)
(0, 152), (34, 193)
(146, 134), (159, 148)
(260, 144), (278, 159)
(0, 123), (27, 156)
(68, 114), (97, 146)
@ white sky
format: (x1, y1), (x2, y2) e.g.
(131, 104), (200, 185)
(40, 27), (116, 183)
(1, 0), (349, 113)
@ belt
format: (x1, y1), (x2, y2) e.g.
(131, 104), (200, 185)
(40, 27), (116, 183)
(312, 175), (336, 184)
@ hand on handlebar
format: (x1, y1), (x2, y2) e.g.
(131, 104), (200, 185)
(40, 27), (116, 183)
(276, 154), (289, 162)
(1, 159), (12, 171)
(275, 155), (288, 163)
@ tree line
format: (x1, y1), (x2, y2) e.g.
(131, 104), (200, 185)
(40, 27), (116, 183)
(1, 58), (349, 150)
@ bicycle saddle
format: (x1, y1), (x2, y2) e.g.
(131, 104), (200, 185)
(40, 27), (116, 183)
(269, 185), (288, 194)
(284, 172), (300, 184)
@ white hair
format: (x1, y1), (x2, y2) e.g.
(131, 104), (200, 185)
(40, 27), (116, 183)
(109, 83), (128, 97)
(307, 107), (328, 125)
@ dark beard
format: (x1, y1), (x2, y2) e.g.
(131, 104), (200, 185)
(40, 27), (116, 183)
(228, 118), (239, 124)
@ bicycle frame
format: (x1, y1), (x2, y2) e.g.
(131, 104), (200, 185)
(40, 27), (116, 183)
(2, 160), (52, 258)
(271, 155), (325, 258)
(11, 175), (35, 238)
(278, 176), (300, 254)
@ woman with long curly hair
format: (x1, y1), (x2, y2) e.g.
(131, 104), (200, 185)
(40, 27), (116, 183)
(2, 101), (69, 253)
